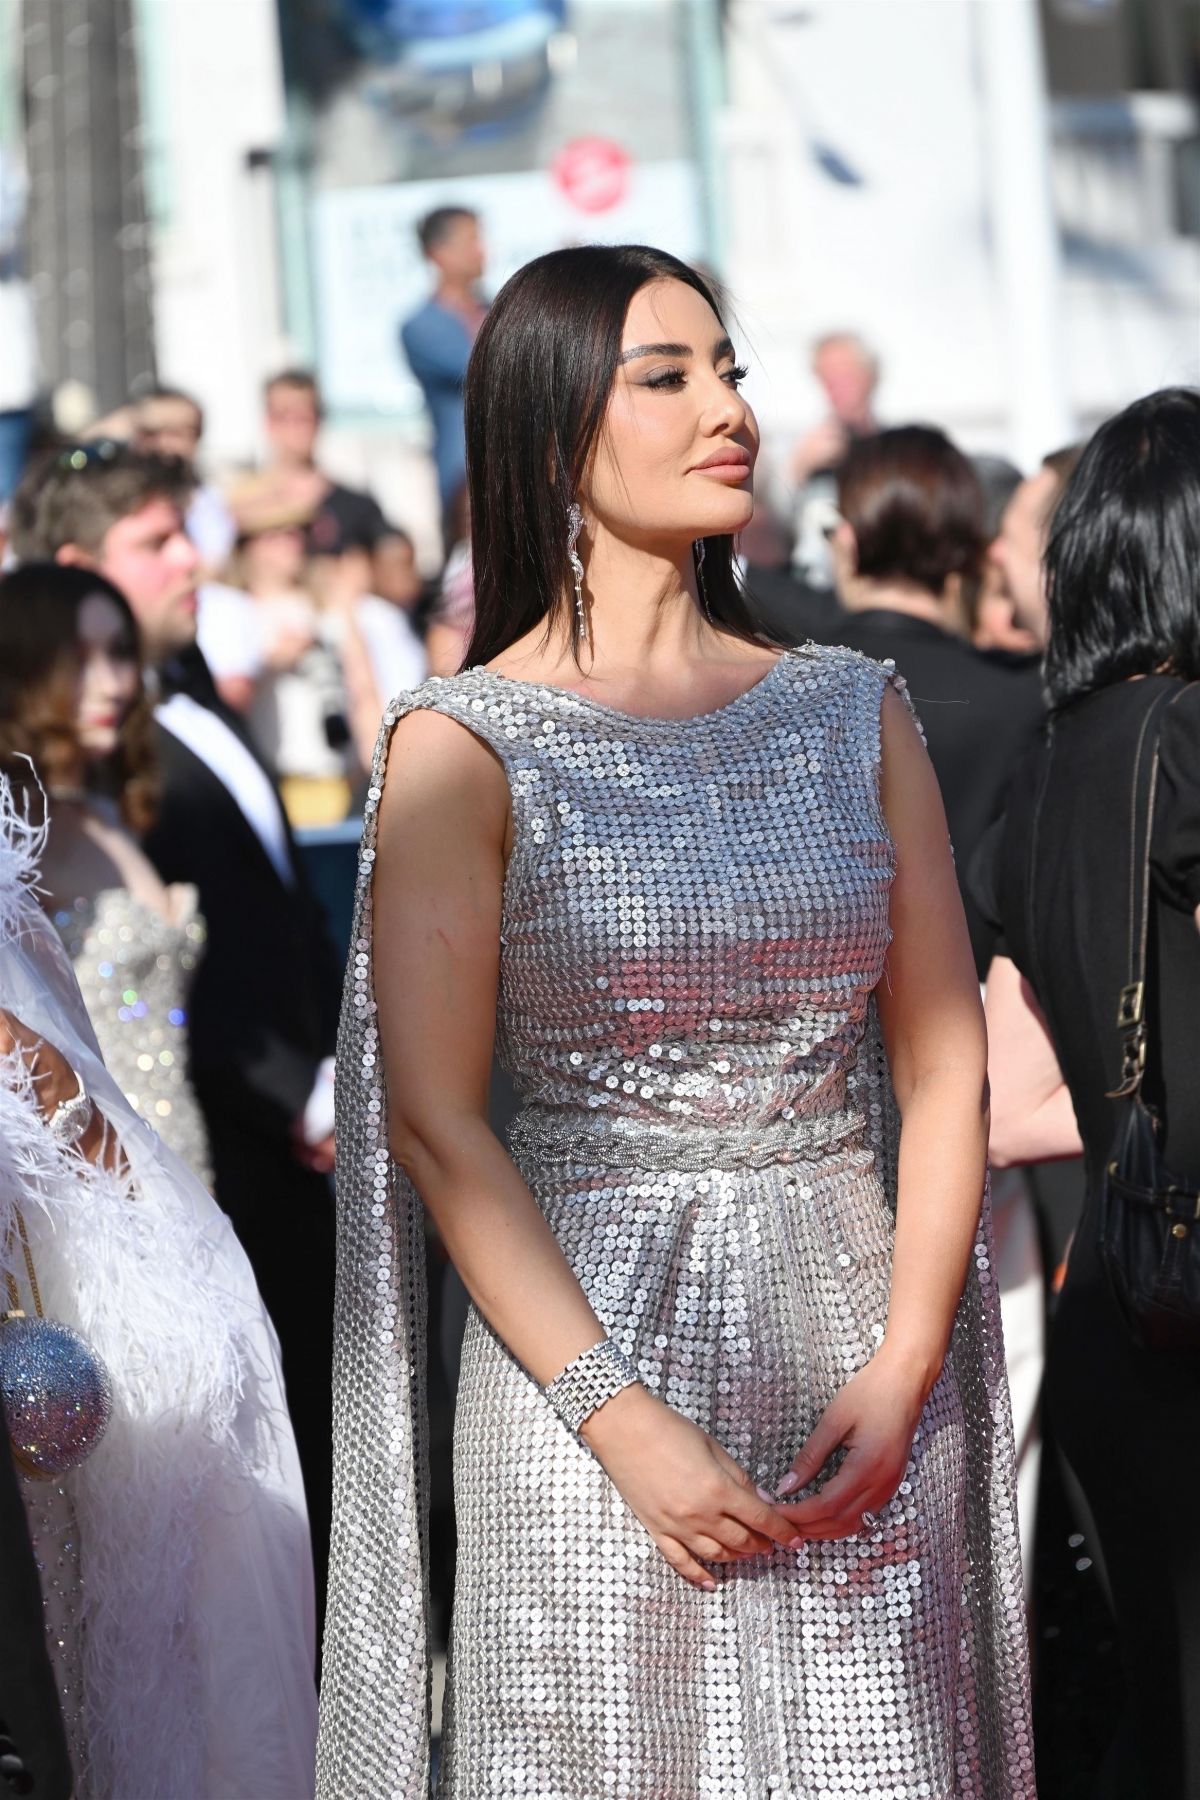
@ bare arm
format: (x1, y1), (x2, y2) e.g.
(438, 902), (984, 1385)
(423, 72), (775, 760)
(424, 620), (465, 678)
(984, 953), (1083, 1167)
(779, 686), (988, 1535)
(336, 609), (387, 774)
(373, 710), (801, 1585)
(374, 711), (606, 1375)
(874, 687), (990, 1384)
(0, 1009), (124, 1173)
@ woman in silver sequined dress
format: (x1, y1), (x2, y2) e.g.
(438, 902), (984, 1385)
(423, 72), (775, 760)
(320, 247), (1034, 1798)
(0, 564), (212, 1184)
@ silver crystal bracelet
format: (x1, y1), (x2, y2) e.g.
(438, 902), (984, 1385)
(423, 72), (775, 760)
(542, 1337), (640, 1435)
(46, 1064), (93, 1148)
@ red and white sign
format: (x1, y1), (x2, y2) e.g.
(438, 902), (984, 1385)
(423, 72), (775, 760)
(551, 137), (632, 215)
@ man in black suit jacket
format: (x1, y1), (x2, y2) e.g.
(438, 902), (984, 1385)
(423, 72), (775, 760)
(10, 445), (341, 1613)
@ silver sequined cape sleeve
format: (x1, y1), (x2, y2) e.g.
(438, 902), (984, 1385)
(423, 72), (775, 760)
(317, 692), (434, 1800)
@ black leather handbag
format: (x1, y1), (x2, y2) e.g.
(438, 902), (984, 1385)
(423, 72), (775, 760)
(1095, 683), (1200, 1351)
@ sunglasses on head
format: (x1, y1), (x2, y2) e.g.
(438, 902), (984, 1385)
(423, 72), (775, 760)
(56, 439), (124, 472)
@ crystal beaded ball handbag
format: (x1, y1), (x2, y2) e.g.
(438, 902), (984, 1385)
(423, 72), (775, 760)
(0, 1205), (113, 1479)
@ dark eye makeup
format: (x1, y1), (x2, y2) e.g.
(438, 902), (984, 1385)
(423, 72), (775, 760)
(641, 362), (749, 392)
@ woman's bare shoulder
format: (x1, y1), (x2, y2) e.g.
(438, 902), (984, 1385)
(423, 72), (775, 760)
(380, 705), (510, 853)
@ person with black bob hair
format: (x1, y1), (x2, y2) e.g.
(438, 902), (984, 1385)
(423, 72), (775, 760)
(978, 385), (1200, 1797)
(320, 243), (1032, 1797)
(1042, 386), (1200, 708)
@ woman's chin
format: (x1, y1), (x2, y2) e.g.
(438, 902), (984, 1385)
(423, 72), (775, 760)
(693, 499), (754, 539)
(80, 736), (119, 763)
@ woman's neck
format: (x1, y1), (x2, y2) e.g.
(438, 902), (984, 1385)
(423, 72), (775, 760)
(494, 529), (768, 692)
(572, 531), (709, 678)
(48, 755), (89, 801)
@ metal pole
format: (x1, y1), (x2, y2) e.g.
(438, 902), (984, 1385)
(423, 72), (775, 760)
(974, 0), (1075, 468)
(23, 0), (155, 417)
(684, 0), (730, 276)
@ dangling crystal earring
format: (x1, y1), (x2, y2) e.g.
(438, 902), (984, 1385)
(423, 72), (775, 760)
(567, 502), (588, 644)
(694, 538), (713, 621)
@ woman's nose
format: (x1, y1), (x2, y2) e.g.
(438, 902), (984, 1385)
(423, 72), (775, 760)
(703, 379), (748, 434)
(94, 655), (129, 693)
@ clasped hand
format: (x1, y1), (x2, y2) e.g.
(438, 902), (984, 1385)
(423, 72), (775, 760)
(585, 1347), (929, 1589)
(771, 1347), (929, 1542)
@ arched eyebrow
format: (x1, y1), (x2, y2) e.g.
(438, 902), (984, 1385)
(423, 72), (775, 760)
(618, 335), (736, 365)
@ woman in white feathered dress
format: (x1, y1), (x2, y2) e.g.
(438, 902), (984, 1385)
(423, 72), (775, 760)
(0, 777), (317, 1800)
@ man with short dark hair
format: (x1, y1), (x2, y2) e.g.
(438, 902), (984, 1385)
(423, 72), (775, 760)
(134, 383), (238, 573)
(133, 383), (203, 455)
(9, 443), (340, 1612)
(400, 206), (487, 531)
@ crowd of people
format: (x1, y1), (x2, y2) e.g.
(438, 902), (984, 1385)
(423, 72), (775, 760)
(0, 223), (1195, 1800)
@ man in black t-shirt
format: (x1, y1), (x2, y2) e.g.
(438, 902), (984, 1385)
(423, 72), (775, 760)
(236, 368), (399, 560)
(307, 478), (391, 558)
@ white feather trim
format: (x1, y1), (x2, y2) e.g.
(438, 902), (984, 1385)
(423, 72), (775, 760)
(0, 770), (47, 947)
(0, 1050), (275, 1795)
(0, 777), (315, 1798)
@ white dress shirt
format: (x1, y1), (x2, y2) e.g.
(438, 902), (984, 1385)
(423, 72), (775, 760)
(156, 691), (295, 889)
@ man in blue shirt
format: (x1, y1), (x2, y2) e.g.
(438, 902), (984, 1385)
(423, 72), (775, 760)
(400, 207), (487, 541)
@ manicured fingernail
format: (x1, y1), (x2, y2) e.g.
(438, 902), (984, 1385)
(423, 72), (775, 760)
(756, 1485), (775, 1503)
(777, 1471), (801, 1495)
(787, 1535), (805, 1549)
(701, 1579), (717, 1591)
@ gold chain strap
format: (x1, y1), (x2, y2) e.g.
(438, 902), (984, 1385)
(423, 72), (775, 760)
(4, 1210), (44, 1320)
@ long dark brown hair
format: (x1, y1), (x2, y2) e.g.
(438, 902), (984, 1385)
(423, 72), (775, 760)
(462, 244), (772, 669)
(0, 562), (159, 829)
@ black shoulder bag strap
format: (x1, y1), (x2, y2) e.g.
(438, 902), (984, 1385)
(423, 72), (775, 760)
(1107, 683), (1188, 1101)
(1095, 680), (1200, 1350)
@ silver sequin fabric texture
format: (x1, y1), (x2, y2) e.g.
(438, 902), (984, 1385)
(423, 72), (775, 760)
(21, 1474), (87, 1789)
(319, 644), (1035, 1800)
(53, 887), (212, 1187)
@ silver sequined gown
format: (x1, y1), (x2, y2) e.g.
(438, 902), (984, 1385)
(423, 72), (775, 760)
(319, 645), (1035, 1800)
(51, 886), (212, 1187)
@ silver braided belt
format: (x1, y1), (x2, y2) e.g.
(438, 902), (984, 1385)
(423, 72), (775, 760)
(507, 1103), (866, 1174)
